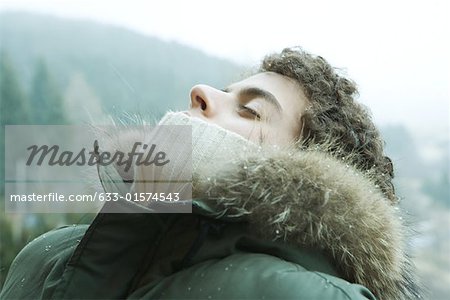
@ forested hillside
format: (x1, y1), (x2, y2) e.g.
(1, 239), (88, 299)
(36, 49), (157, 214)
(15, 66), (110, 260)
(0, 11), (244, 121)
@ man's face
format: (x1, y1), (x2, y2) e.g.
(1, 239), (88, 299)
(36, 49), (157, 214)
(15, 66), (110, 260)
(186, 72), (309, 146)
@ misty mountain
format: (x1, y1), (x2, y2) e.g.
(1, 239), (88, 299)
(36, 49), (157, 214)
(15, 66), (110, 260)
(0, 11), (244, 119)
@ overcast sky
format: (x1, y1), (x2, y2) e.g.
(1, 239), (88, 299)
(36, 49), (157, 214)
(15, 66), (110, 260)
(1, 0), (449, 136)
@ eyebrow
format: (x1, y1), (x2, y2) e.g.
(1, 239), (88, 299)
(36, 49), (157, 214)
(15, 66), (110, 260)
(223, 86), (283, 113)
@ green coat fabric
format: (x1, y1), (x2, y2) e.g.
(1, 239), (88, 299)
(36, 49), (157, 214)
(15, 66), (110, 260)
(1, 199), (375, 300)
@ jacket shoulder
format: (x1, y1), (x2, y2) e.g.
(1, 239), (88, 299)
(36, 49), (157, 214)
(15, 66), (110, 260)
(134, 253), (376, 300)
(1, 225), (88, 300)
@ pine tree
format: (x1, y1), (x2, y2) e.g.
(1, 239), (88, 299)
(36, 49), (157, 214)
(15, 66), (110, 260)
(0, 52), (30, 195)
(0, 52), (30, 125)
(30, 59), (66, 125)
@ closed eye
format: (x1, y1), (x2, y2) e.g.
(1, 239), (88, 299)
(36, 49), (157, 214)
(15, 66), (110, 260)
(239, 105), (261, 120)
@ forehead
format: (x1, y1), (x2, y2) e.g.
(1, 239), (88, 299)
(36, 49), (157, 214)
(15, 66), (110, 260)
(229, 71), (308, 117)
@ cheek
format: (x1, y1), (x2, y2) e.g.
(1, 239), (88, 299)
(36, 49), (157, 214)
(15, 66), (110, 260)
(220, 119), (266, 143)
(260, 123), (298, 146)
(275, 125), (300, 145)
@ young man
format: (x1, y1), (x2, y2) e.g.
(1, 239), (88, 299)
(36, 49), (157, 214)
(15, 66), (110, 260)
(1, 47), (420, 299)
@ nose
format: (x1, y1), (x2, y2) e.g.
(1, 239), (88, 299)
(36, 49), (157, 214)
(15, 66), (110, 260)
(189, 84), (224, 117)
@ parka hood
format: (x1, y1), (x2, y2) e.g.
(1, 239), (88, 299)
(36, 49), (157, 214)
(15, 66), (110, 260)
(191, 144), (421, 300)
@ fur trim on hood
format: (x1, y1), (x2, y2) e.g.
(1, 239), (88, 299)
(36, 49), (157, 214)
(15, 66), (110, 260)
(192, 144), (421, 300)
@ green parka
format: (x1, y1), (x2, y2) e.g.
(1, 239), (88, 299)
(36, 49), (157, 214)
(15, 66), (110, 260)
(1, 146), (420, 299)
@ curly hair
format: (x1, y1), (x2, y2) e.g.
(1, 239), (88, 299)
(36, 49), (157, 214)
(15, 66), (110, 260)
(259, 47), (397, 204)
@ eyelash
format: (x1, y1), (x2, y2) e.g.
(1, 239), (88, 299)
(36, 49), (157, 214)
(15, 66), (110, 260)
(239, 105), (261, 120)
